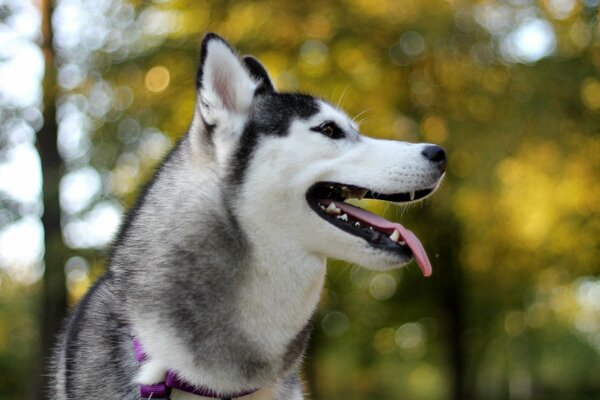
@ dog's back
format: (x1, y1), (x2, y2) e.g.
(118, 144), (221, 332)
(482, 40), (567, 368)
(50, 274), (137, 398)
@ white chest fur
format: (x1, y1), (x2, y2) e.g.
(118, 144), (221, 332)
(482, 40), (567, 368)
(236, 238), (326, 361)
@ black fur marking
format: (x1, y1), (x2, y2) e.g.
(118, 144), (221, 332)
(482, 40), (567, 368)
(282, 313), (315, 372)
(228, 121), (260, 187)
(228, 93), (320, 186)
(243, 56), (274, 94)
(201, 116), (216, 149)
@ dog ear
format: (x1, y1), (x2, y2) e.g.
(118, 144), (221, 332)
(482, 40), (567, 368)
(195, 33), (258, 125)
(243, 56), (274, 93)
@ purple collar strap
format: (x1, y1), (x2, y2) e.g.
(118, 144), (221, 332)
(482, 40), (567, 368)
(133, 338), (259, 399)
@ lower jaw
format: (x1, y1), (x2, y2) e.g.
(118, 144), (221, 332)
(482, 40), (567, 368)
(308, 204), (415, 258)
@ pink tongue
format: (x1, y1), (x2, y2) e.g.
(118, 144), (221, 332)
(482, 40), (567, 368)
(323, 200), (432, 277)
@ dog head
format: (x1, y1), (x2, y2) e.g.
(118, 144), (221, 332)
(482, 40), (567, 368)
(189, 34), (445, 274)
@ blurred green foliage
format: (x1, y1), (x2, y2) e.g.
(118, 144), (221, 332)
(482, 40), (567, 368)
(1, 0), (599, 399)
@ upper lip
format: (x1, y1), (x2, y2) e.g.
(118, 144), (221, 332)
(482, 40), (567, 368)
(307, 182), (435, 205)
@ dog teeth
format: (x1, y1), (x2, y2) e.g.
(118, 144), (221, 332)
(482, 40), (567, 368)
(335, 214), (348, 222)
(354, 221), (361, 227)
(399, 240), (406, 245)
(351, 188), (368, 200)
(325, 202), (341, 215)
(336, 213), (348, 221)
(409, 191), (415, 201)
(389, 229), (400, 242)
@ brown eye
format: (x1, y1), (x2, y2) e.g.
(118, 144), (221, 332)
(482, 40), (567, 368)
(311, 121), (345, 139)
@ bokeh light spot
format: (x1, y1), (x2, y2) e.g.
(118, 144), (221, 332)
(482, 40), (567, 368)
(0, 143), (42, 203)
(396, 322), (426, 352)
(65, 256), (90, 302)
(373, 327), (396, 354)
(581, 78), (600, 110)
(501, 18), (556, 63)
(421, 115), (448, 143)
(321, 311), (349, 337)
(545, 0), (576, 20)
(300, 40), (328, 65)
(145, 66), (170, 93)
(369, 273), (397, 301)
(59, 167), (102, 215)
(0, 217), (43, 281)
(505, 311), (526, 337)
(399, 31), (425, 57)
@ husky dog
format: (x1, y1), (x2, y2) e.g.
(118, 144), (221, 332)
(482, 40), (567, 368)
(50, 34), (446, 400)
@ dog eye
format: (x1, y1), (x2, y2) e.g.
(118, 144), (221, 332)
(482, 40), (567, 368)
(311, 122), (345, 139)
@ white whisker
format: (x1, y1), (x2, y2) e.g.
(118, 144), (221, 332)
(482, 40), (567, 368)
(352, 108), (372, 126)
(337, 85), (350, 108)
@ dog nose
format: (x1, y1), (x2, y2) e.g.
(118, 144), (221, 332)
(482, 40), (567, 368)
(421, 145), (446, 172)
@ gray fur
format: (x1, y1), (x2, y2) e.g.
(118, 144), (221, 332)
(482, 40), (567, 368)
(49, 36), (314, 399)
(51, 130), (309, 398)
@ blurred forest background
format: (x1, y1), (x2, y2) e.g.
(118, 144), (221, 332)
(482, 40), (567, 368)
(0, 0), (599, 399)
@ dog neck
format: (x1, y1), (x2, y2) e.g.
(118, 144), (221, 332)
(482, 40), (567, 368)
(237, 232), (326, 360)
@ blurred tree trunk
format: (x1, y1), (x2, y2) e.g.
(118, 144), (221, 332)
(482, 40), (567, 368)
(444, 258), (466, 400)
(30, 0), (68, 399)
(432, 213), (467, 400)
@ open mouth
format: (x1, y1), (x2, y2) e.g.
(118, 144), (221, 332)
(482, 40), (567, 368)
(306, 182), (435, 276)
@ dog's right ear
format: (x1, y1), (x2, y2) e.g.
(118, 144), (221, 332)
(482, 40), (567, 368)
(194, 33), (260, 127)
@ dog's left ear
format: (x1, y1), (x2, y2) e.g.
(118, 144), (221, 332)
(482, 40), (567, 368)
(195, 33), (264, 126)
